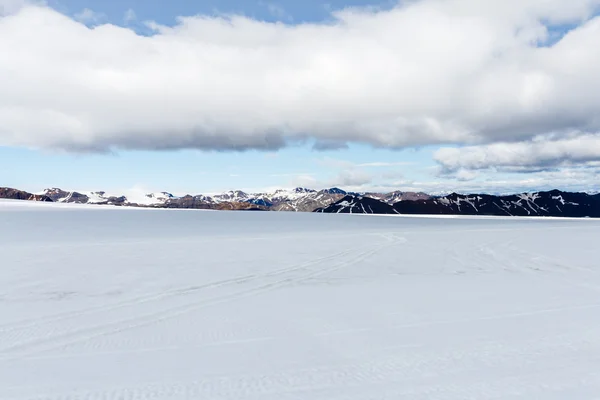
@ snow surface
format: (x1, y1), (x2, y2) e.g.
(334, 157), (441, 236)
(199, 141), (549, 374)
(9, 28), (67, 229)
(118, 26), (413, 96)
(2, 201), (600, 399)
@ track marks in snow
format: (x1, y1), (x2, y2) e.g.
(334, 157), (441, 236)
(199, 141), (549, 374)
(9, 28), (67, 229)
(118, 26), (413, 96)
(0, 244), (356, 334)
(0, 234), (405, 358)
(4, 328), (600, 400)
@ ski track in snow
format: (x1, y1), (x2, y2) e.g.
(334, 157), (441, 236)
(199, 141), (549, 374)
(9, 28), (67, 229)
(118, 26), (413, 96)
(1, 203), (600, 399)
(0, 236), (405, 357)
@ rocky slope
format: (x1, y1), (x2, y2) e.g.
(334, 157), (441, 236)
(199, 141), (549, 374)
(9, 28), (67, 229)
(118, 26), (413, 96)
(160, 195), (268, 211)
(270, 190), (346, 212)
(318, 190), (600, 218)
(43, 188), (128, 205)
(0, 188), (52, 202)
(42, 188), (173, 206)
(314, 195), (397, 214)
(362, 190), (431, 204)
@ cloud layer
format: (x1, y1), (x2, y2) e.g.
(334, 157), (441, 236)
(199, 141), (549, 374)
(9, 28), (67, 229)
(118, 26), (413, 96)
(435, 134), (600, 172)
(1, 0), (600, 152)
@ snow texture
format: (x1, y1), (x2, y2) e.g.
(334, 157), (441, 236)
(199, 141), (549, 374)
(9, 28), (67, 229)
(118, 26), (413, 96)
(1, 200), (600, 399)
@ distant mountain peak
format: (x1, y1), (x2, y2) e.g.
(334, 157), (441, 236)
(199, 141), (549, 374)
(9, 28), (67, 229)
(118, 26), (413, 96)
(321, 187), (347, 195)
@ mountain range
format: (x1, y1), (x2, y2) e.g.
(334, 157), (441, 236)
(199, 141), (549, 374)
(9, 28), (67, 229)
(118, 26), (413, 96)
(37, 187), (360, 211)
(1, 186), (599, 218)
(317, 190), (600, 218)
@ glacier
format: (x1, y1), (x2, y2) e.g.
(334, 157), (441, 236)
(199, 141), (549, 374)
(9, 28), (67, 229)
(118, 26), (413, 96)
(1, 200), (600, 399)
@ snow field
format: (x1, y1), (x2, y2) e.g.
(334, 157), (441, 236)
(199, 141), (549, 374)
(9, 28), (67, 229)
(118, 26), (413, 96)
(1, 202), (600, 399)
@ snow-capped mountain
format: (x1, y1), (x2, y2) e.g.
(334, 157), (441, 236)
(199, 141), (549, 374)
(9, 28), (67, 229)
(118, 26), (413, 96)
(314, 195), (398, 214)
(32, 187), (346, 211)
(318, 190), (600, 218)
(271, 189), (346, 212)
(393, 191), (600, 217)
(261, 187), (317, 205)
(362, 190), (431, 204)
(41, 188), (173, 206)
(127, 191), (176, 206)
(212, 190), (250, 203)
(210, 188), (319, 207)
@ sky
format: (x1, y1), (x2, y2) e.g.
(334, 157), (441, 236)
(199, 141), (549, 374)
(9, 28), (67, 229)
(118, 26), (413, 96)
(1, 0), (600, 195)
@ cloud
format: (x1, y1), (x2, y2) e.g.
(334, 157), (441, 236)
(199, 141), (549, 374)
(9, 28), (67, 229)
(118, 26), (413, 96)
(289, 158), (376, 189)
(365, 165), (600, 194)
(290, 174), (319, 188)
(357, 161), (413, 167)
(380, 169), (405, 180)
(316, 157), (355, 169)
(1, 1), (600, 153)
(312, 140), (349, 151)
(0, 0), (26, 15)
(290, 169), (374, 190)
(286, 161), (598, 194)
(434, 133), (600, 172)
(259, 2), (292, 21)
(270, 172), (313, 177)
(124, 9), (136, 24)
(297, 157), (411, 190)
(454, 169), (478, 181)
(316, 157), (412, 169)
(335, 169), (374, 187)
(74, 8), (104, 24)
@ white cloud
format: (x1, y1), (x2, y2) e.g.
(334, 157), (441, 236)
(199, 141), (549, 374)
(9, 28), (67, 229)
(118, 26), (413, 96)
(1, 1), (600, 153)
(316, 157), (355, 169)
(74, 8), (104, 24)
(0, 0), (31, 17)
(259, 2), (292, 21)
(124, 8), (136, 24)
(295, 157), (413, 190)
(357, 161), (413, 167)
(317, 157), (412, 169)
(366, 166), (600, 194)
(289, 162), (599, 194)
(0, 0), (26, 15)
(434, 133), (600, 172)
(290, 169), (374, 191)
(299, 150), (599, 193)
(335, 169), (374, 187)
(455, 169), (478, 181)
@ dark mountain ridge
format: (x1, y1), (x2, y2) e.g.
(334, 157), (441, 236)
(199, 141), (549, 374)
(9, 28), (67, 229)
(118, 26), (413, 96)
(0, 188), (52, 202)
(314, 195), (398, 214)
(318, 190), (600, 218)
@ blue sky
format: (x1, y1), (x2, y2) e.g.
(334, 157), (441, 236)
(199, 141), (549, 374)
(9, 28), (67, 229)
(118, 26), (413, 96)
(48, 0), (392, 24)
(1, 0), (600, 195)
(0, 143), (439, 195)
